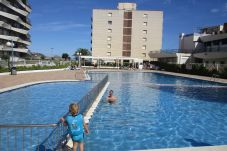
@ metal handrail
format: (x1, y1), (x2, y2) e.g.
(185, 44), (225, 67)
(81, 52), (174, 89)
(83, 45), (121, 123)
(0, 74), (109, 151)
(0, 124), (58, 128)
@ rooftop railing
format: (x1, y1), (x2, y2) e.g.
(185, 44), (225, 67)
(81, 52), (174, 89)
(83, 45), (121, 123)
(0, 74), (108, 151)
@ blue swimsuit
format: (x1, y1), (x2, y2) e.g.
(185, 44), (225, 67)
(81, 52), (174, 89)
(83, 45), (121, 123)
(66, 114), (84, 142)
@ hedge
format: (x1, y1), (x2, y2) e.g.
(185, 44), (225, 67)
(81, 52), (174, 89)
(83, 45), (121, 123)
(151, 62), (227, 79)
(0, 65), (69, 73)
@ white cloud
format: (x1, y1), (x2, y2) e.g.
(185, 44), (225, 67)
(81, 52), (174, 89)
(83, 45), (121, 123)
(33, 22), (89, 32)
(210, 8), (219, 13)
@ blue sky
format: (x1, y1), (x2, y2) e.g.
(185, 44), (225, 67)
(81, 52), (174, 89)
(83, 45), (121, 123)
(29, 0), (227, 57)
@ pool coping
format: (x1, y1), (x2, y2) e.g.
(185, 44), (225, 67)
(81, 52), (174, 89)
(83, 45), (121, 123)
(65, 81), (110, 149)
(0, 68), (65, 76)
(0, 80), (81, 94)
(0, 69), (91, 93)
(84, 81), (110, 123)
(88, 69), (227, 84)
(134, 145), (227, 151)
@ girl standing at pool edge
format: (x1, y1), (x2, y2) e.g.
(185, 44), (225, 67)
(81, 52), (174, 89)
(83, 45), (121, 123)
(60, 103), (89, 151)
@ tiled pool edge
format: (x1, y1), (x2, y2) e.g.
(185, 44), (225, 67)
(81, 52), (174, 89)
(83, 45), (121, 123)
(0, 80), (80, 93)
(88, 69), (227, 84)
(0, 70), (91, 93)
(84, 82), (110, 123)
(134, 145), (227, 151)
(0, 68), (65, 76)
(148, 70), (227, 84)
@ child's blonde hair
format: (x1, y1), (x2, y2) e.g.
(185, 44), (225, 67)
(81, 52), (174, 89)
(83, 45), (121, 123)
(69, 103), (79, 116)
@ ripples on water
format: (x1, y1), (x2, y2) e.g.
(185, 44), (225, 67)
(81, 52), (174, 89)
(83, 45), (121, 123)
(85, 72), (227, 151)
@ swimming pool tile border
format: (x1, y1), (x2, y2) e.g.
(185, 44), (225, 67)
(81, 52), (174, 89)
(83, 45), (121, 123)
(133, 145), (227, 151)
(88, 69), (227, 84)
(84, 82), (110, 123)
(0, 80), (81, 94)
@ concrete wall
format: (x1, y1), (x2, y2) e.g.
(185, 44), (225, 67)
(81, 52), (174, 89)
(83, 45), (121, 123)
(92, 10), (123, 57)
(131, 11), (163, 60)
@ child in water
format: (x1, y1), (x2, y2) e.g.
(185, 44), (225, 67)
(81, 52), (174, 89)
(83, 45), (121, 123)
(60, 103), (89, 151)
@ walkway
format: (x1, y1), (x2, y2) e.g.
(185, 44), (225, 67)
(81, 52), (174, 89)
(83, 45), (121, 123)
(0, 69), (86, 90)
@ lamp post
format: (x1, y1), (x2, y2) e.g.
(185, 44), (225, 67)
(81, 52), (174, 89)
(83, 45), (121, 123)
(6, 40), (16, 75)
(76, 52), (81, 67)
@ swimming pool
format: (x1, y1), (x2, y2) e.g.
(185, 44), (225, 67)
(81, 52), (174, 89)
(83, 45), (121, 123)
(85, 72), (227, 150)
(0, 81), (96, 124)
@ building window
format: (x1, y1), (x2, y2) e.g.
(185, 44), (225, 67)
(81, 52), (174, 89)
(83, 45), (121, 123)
(123, 28), (132, 35)
(142, 53), (146, 57)
(142, 37), (147, 42)
(108, 21), (112, 25)
(213, 40), (219, 46)
(124, 12), (132, 19)
(142, 45), (146, 50)
(123, 36), (131, 43)
(205, 42), (211, 47)
(108, 29), (112, 33)
(107, 44), (111, 48)
(220, 61), (225, 64)
(143, 14), (148, 18)
(124, 20), (132, 27)
(143, 22), (147, 26)
(143, 30), (147, 34)
(222, 38), (227, 45)
(122, 51), (131, 57)
(107, 52), (111, 56)
(108, 13), (112, 17)
(123, 43), (131, 50)
(107, 36), (112, 41)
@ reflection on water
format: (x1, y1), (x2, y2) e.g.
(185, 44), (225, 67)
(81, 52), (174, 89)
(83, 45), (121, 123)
(86, 72), (227, 151)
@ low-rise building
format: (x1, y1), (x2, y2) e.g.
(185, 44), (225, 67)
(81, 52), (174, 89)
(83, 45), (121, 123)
(179, 23), (227, 65)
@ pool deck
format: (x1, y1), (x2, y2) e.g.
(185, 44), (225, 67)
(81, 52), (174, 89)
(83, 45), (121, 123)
(0, 69), (86, 92)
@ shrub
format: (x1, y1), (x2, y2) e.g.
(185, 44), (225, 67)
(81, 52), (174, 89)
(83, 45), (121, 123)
(0, 64), (69, 73)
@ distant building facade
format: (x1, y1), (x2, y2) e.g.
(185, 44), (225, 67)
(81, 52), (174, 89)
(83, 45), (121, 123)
(0, 0), (31, 60)
(179, 23), (227, 65)
(91, 3), (163, 62)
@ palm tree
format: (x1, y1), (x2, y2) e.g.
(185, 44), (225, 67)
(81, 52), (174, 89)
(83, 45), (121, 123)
(62, 53), (69, 61)
(74, 48), (91, 57)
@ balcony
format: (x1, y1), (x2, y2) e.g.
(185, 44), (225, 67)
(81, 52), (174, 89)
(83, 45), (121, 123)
(17, 0), (31, 13)
(0, 21), (29, 35)
(0, 11), (31, 29)
(0, 35), (31, 46)
(0, 0), (29, 16)
(193, 51), (227, 59)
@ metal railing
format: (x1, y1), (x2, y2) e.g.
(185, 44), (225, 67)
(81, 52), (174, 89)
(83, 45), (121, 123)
(188, 63), (227, 72)
(0, 75), (108, 151)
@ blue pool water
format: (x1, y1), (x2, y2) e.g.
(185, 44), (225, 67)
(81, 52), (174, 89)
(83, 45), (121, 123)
(0, 81), (96, 124)
(85, 72), (227, 150)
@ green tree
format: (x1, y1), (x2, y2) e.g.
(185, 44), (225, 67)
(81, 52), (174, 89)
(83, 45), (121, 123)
(62, 53), (69, 60)
(73, 48), (91, 58)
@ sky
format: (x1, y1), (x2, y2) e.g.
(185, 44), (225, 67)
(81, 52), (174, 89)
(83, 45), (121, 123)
(29, 0), (227, 57)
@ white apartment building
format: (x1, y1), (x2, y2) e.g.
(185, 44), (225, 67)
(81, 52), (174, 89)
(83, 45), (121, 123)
(91, 3), (163, 62)
(179, 23), (227, 65)
(0, 0), (31, 60)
